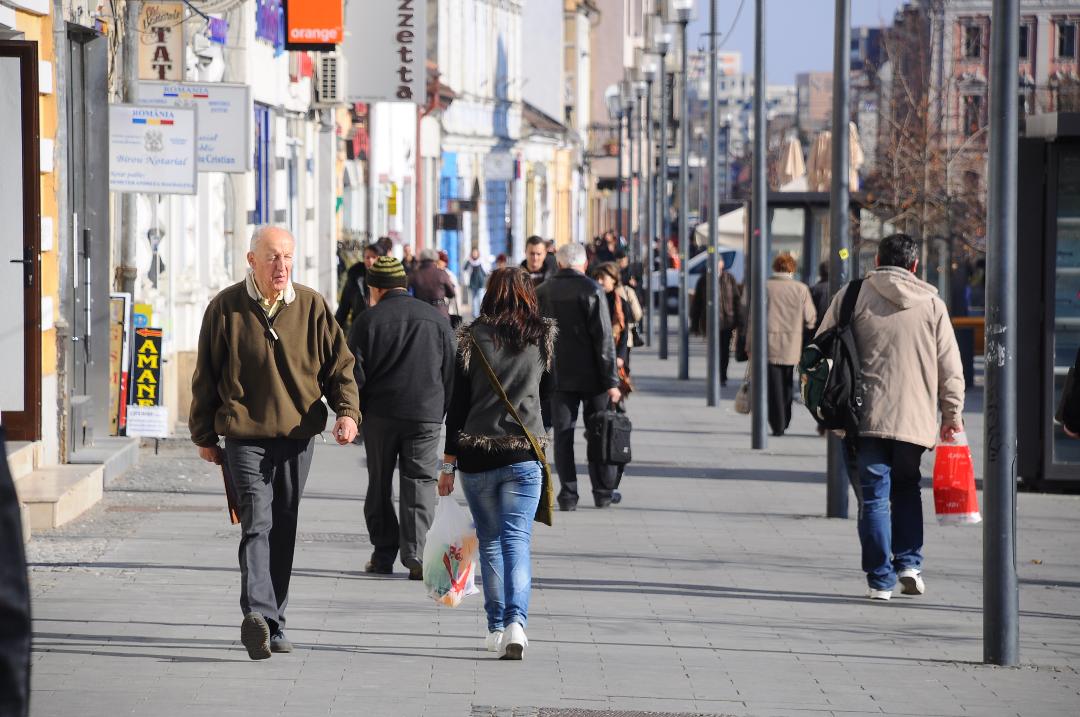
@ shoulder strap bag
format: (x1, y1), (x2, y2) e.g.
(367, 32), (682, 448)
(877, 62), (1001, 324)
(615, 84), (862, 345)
(469, 330), (554, 526)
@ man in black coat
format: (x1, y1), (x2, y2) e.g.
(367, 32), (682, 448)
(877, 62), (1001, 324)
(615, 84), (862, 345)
(536, 242), (622, 510)
(348, 256), (455, 578)
(335, 243), (382, 332)
(521, 235), (557, 287)
(0, 427), (30, 717)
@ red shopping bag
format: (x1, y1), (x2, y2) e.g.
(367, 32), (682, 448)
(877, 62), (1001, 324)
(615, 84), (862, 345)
(932, 431), (982, 525)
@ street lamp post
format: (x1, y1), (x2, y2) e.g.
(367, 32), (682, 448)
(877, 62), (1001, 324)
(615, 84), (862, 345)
(621, 78), (636, 256)
(654, 17), (673, 359)
(635, 76), (647, 274)
(750, 0), (768, 449)
(605, 85), (624, 240)
(706, 0), (720, 406)
(642, 43), (659, 348)
(672, 0), (695, 381)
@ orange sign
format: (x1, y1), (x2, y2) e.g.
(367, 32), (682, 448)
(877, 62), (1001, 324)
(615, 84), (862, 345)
(285, 0), (343, 47)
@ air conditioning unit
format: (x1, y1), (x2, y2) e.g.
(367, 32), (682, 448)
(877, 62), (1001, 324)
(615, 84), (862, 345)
(314, 52), (346, 108)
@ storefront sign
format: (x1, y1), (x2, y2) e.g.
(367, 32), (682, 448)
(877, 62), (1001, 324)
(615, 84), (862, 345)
(255, 0), (286, 55)
(126, 405), (169, 438)
(109, 293), (133, 434)
(285, 0), (343, 49)
(109, 104), (197, 194)
(135, 81), (252, 172)
(131, 327), (163, 406)
(138, 2), (184, 81)
(343, 0), (426, 103)
(208, 17), (229, 45)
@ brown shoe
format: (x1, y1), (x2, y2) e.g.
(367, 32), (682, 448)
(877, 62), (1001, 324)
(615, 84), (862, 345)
(364, 559), (393, 575)
(408, 565), (423, 581)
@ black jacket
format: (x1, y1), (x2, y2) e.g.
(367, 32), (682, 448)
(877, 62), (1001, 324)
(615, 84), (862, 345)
(348, 290), (455, 423)
(521, 253), (558, 287)
(536, 268), (619, 395)
(810, 279), (830, 334)
(335, 262), (370, 331)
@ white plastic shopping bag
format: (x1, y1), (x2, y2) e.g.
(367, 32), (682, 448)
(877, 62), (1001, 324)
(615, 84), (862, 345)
(421, 497), (480, 607)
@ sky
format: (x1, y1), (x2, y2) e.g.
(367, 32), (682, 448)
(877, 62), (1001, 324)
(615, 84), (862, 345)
(686, 0), (905, 84)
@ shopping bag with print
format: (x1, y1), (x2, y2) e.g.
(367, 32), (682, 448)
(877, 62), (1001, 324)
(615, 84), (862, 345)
(932, 431), (982, 525)
(421, 497), (480, 607)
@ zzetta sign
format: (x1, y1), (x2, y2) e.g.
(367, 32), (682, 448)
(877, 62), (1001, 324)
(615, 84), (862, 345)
(343, 0), (427, 104)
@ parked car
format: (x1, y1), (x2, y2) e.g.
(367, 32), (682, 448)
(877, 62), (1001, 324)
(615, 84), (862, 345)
(651, 248), (745, 312)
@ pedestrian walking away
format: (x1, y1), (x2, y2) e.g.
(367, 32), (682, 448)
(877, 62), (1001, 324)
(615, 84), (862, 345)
(748, 253), (816, 436)
(334, 241), (384, 332)
(409, 248), (457, 321)
(690, 256), (742, 385)
(537, 243), (622, 510)
(465, 247), (489, 319)
(349, 255), (455, 580)
(0, 426), (31, 717)
(439, 268), (556, 660)
(189, 225), (360, 660)
(816, 233), (964, 601)
(521, 235), (557, 287)
(439, 249), (465, 327)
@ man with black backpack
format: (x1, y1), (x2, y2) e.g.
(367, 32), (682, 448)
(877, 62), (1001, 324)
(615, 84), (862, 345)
(814, 234), (964, 601)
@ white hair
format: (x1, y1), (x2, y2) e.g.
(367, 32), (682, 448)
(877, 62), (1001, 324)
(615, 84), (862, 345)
(419, 248), (439, 262)
(249, 225), (294, 253)
(556, 242), (587, 268)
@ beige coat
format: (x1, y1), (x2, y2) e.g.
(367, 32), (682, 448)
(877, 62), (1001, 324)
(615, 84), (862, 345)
(757, 274), (816, 365)
(817, 266), (964, 449)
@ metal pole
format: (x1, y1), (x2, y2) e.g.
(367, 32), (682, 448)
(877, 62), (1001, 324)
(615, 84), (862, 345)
(722, 123), (730, 201)
(826, 0), (852, 519)
(984, 0), (1019, 667)
(628, 99), (636, 256)
(645, 79), (654, 347)
(750, 0), (768, 449)
(635, 93), (644, 273)
(659, 64), (670, 360)
(616, 111), (624, 240)
(677, 19), (691, 380)
(706, 0), (720, 406)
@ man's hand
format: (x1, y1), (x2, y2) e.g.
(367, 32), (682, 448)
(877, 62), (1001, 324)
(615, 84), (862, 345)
(333, 416), (358, 445)
(438, 472), (455, 496)
(607, 387), (622, 404)
(198, 445), (224, 465)
(939, 419), (963, 445)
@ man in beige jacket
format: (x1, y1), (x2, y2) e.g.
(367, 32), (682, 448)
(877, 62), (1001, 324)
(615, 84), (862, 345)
(817, 233), (964, 601)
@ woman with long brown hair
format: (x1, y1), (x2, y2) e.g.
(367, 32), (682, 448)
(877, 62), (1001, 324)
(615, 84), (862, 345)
(438, 268), (556, 660)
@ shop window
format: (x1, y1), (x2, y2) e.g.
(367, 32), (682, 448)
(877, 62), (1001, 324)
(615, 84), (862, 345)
(1058, 21), (1077, 60)
(1019, 25), (1030, 60)
(253, 103), (272, 225)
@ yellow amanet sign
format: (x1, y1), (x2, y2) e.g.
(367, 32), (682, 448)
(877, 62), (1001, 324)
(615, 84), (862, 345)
(132, 327), (163, 406)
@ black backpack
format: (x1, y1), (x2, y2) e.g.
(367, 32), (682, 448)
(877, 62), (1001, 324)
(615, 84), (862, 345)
(798, 279), (864, 435)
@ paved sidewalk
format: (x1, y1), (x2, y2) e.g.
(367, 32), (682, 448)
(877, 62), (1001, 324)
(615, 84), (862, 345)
(26, 341), (1080, 717)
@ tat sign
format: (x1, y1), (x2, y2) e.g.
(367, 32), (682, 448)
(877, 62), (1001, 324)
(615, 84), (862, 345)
(138, 2), (184, 81)
(130, 327), (163, 406)
(135, 82), (253, 172)
(109, 104), (197, 194)
(343, 0), (426, 103)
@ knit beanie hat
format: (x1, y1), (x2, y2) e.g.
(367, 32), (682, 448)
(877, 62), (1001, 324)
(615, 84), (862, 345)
(367, 255), (408, 289)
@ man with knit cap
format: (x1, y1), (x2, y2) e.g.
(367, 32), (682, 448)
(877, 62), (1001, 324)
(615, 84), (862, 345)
(348, 255), (455, 578)
(190, 225), (360, 660)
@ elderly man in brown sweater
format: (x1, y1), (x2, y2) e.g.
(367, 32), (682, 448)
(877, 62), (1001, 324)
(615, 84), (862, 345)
(189, 225), (360, 660)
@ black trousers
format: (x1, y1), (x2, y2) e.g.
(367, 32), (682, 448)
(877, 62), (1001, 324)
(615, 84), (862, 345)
(224, 437), (314, 631)
(0, 428), (30, 717)
(550, 391), (619, 505)
(719, 328), (734, 383)
(767, 363), (795, 436)
(362, 416), (439, 569)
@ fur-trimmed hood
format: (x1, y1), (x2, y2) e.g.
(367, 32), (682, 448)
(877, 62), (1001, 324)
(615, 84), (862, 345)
(455, 317), (558, 374)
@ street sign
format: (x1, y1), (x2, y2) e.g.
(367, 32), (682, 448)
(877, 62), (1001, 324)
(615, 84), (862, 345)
(342, 0), (426, 103)
(135, 82), (253, 172)
(484, 153), (515, 181)
(109, 104), (197, 194)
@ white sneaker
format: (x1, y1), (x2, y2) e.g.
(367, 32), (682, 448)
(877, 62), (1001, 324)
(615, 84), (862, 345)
(898, 569), (926, 596)
(867, 587), (892, 601)
(484, 630), (504, 653)
(500, 622), (527, 660)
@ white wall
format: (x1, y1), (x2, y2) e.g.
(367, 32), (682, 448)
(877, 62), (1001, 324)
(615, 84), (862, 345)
(521, 0), (564, 119)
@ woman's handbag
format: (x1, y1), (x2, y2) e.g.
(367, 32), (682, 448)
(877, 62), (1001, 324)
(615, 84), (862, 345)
(469, 331), (554, 526)
(734, 367), (751, 415)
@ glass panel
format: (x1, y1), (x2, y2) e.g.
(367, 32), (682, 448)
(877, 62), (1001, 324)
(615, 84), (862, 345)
(1053, 146), (1080, 464)
(769, 208), (805, 281)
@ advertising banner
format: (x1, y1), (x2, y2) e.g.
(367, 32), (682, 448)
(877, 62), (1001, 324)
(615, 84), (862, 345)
(130, 327), (164, 407)
(343, 0), (426, 103)
(285, 0), (343, 50)
(135, 81), (253, 172)
(108, 292), (133, 435)
(138, 2), (184, 81)
(109, 104), (197, 194)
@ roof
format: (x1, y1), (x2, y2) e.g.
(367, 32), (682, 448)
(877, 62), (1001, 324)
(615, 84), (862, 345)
(522, 101), (569, 135)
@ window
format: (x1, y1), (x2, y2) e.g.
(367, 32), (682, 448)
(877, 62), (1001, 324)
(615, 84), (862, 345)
(963, 94), (984, 137)
(1019, 25), (1030, 60)
(963, 24), (982, 59)
(1059, 21), (1077, 59)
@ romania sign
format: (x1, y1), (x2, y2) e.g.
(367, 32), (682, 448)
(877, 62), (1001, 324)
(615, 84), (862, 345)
(109, 104), (197, 194)
(135, 82), (253, 172)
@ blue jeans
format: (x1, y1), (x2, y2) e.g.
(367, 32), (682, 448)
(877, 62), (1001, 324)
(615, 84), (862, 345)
(460, 461), (542, 632)
(855, 438), (926, 590)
